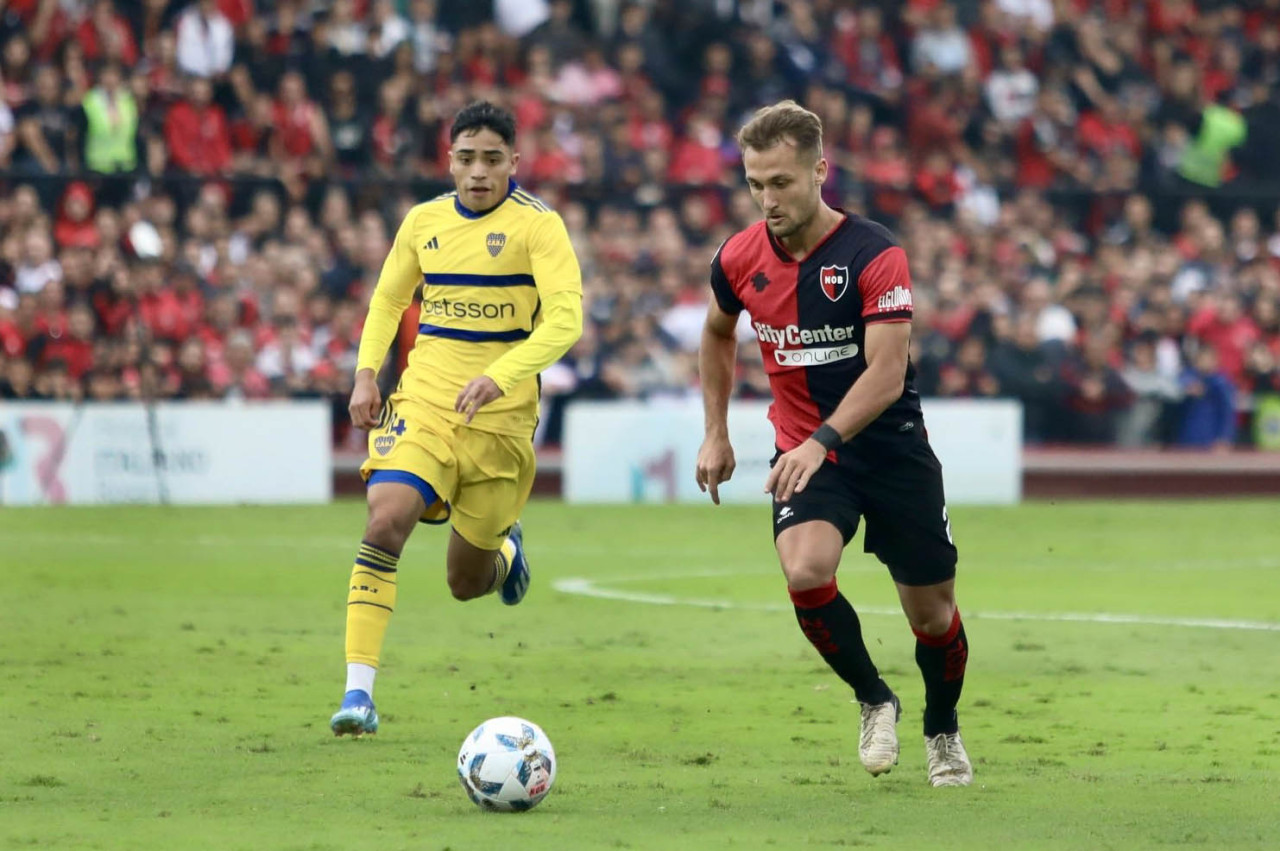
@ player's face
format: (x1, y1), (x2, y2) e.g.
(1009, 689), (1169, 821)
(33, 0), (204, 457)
(743, 142), (826, 239)
(449, 129), (520, 213)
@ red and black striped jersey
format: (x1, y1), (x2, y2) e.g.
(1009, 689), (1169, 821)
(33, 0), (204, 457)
(710, 213), (924, 459)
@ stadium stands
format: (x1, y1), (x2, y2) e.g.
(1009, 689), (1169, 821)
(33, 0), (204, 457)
(2, 0), (1279, 449)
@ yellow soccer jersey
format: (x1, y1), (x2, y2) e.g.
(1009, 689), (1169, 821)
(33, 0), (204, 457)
(357, 180), (583, 436)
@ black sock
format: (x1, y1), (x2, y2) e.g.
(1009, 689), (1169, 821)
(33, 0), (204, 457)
(914, 609), (968, 736)
(790, 580), (894, 705)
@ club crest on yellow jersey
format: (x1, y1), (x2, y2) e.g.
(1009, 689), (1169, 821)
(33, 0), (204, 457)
(487, 232), (507, 257)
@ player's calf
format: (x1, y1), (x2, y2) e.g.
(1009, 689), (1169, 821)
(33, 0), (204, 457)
(499, 522), (529, 605)
(447, 567), (493, 600)
(444, 526), (528, 604)
(911, 607), (968, 739)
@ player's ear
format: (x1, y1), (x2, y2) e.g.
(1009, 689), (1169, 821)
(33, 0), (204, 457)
(813, 156), (828, 187)
(509, 149), (519, 176)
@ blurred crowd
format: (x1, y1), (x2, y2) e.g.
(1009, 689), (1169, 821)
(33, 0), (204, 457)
(2, 0), (1280, 449)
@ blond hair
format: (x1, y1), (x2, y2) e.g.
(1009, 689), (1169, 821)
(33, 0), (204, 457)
(736, 100), (824, 161)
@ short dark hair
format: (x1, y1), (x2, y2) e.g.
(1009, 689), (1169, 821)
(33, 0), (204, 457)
(450, 101), (517, 147)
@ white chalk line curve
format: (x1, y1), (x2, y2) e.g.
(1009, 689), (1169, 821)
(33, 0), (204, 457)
(551, 573), (1280, 633)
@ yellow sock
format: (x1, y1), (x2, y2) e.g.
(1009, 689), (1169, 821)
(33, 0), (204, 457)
(486, 537), (517, 595)
(345, 541), (400, 667)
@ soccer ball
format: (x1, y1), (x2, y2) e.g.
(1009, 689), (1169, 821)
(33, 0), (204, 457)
(457, 716), (557, 812)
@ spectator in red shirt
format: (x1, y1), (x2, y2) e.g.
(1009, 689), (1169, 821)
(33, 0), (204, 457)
(77, 0), (139, 67)
(273, 71), (330, 162)
(92, 262), (136, 338)
(369, 79), (410, 172)
(862, 127), (912, 220)
(209, 329), (270, 399)
(1077, 96), (1142, 162)
(38, 301), (96, 380)
(667, 113), (726, 186)
(835, 5), (903, 103)
(1188, 293), (1261, 387)
(1016, 87), (1082, 188)
(915, 150), (961, 213)
(526, 126), (581, 186)
(165, 76), (232, 176)
(627, 88), (674, 154)
(53, 182), (100, 249)
(0, 291), (37, 358)
(134, 260), (191, 342)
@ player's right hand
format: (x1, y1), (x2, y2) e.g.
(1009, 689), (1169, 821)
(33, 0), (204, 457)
(349, 371), (382, 430)
(695, 435), (736, 506)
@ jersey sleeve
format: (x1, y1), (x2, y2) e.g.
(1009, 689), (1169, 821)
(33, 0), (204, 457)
(481, 213), (585, 393)
(357, 208), (423, 373)
(858, 245), (913, 324)
(709, 242), (744, 314)
(528, 212), (583, 299)
(482, 289), (583, 394)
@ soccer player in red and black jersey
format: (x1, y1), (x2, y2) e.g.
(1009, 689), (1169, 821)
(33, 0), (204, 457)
(696, 101), (973, 787)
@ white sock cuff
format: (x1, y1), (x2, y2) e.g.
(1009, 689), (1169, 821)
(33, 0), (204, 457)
(345, 662), (377, 696)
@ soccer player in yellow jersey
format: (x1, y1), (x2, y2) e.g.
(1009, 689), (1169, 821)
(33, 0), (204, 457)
(330, 102), (584, 736)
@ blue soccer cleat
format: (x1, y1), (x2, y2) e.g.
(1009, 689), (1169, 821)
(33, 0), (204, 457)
(499, 522), (530, 606)
(330, 689), (379, 737)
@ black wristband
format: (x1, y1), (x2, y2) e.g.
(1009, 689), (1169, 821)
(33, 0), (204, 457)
(811, 423), (843, 451)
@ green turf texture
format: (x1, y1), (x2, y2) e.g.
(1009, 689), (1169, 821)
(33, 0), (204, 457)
(2, 500), (1278, 850)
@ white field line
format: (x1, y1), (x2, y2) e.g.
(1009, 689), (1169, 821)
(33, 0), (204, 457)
(3, 528), (1276, 630)
(551, 575), (1280, 633)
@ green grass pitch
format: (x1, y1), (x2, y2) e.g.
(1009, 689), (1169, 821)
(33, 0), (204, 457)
(2, 499), (1279, 850)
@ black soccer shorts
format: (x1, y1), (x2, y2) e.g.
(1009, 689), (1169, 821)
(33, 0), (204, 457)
(770, 440), (958, 586)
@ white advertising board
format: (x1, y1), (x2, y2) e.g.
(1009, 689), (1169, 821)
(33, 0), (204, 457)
(0, 401), (332, 505)
(563, 398), (1022, 505)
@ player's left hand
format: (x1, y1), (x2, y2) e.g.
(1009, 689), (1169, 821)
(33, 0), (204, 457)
(455, 376), (504, 423)
(765, 439), (827, 503)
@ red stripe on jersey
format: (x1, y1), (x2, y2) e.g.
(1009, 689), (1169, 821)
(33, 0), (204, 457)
(717, 223), (825, 452)
(858, 246), (913, 323)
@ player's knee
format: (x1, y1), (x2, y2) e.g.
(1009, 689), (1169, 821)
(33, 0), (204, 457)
(364, 509), (415, 552)
(782, 558), (838, 592)
(907, 600), (957, 637)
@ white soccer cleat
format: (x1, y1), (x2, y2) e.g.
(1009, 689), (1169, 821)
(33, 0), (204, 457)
(858, 695), (900, 776)
(925, 731), (973, 787)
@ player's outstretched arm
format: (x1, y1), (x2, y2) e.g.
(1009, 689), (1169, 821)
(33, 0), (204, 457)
(766, 322), (910, 502)
(696, 298), (739, 505)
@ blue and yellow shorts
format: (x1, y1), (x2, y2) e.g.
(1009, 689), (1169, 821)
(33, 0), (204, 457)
(360, 395), (536, 551)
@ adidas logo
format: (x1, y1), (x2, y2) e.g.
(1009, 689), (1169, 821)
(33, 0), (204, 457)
(423, 236), (440, 250)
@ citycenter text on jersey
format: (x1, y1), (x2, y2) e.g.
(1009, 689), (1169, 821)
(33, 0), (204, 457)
(752, 320), (860, 347)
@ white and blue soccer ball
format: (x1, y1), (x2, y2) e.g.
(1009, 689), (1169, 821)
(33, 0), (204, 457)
(457, 716), (557, 812)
